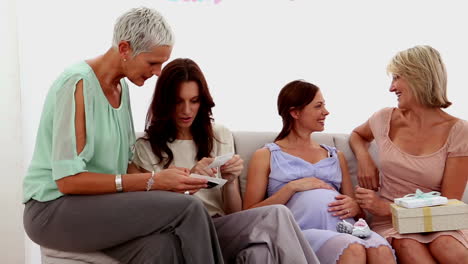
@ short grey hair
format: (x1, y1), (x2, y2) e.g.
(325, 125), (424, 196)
(112, 7), (174, 56)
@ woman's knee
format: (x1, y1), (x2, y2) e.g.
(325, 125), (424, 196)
(366, 245), (394, 259)
(182, 194), (207, 214)
(392, 238), (422, 252)
(429, 235), (458, 251)
(116, 232), (183, 263)
(264, 204), (292, 217)
(142, 233), (182, 261)
(343, 243), (366, 259)
(269, 204), (289, 211)
(429, 235), (468, 263)
(392, 238), (431, 262)
(246, 204), (292, 220)
(150, 232), (182, 257)
(153, 191), (206, 215)
(236, 244), (272, 263)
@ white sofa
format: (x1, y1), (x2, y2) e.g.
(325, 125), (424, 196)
(40, 132), (468, 263)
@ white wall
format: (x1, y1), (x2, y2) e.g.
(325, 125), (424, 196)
(0, 0), (25, 263)
(13, 0), (468, 263)
(18, 0), (468, 138)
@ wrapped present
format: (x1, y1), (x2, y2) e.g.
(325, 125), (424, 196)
(394, 189), (448, 209)
(391, 199), (468, 234)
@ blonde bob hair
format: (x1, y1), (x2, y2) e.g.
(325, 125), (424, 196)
(387, 45), (451, 108)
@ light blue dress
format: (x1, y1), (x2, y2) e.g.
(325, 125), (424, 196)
(266, 143), (394, 264)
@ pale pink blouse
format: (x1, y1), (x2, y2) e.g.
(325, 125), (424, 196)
(369, 107), (468, 247)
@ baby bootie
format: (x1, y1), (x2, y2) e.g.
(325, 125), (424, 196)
(351, 218), (371, 238)
(336, 219), (354, 234)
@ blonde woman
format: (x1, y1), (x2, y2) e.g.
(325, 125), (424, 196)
(350, 45), (468, 264)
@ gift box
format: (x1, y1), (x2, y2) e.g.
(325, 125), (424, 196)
(394, 189), (448, 209)
(391, 199), (468, 234)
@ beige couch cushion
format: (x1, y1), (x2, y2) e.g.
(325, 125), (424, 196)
(41, 247), (119, 264)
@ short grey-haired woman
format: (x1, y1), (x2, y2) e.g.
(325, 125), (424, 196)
(23, 7), (223, 264)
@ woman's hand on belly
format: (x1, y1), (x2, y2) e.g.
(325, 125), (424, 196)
(328, 194), (362, 219)
(287, 177), (335, 192)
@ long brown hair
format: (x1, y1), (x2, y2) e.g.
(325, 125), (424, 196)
(275, 80), (319, 141)
(143, 58), (216, 168)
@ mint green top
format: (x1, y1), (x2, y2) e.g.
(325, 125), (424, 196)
(23, 61), (135, 203)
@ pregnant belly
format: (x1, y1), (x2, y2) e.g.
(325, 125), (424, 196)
(286, 188), (342, 230)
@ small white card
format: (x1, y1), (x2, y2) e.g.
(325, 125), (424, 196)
(206, 152), (234, 169)
(190, 173), (227, 189)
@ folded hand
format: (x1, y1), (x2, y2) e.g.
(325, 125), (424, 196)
(220, 154), (244, 183)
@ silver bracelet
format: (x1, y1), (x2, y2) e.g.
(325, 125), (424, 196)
(115, 174), (123, 192)
(146, 171), (155, 191)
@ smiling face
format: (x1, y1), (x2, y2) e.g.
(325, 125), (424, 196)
(173, 81), (201, 133)
(123, 45), (172, 86)
(293, 90), (329, 132)
(389, 74), (416, 109)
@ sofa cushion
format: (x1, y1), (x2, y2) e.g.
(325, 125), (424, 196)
(232, 131), (276, 197)
(41, 247), (119, 264)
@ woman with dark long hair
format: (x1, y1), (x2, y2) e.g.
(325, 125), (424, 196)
(243, 80), (395, 264)
(130, 58), (319, 264)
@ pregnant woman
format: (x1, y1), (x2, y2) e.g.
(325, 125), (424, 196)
(243, 80), (395, 264)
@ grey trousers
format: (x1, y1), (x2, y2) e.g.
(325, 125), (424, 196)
(24, 191), (224, 264)
(213, 205), (319, 264)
